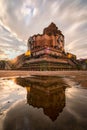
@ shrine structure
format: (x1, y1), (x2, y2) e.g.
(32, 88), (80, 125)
(22, 22), (78, 70)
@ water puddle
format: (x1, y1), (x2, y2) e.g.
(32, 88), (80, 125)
(0, 76), (87, 130)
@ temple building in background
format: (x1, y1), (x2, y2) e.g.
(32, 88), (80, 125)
(18, 22), (79, 70)
(78, 58), (87, 70)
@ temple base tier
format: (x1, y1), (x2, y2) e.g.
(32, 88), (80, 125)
(18, 47), (79, 70)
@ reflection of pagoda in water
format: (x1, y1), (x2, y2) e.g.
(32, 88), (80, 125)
(15, 76), (67, 121)
(27, 86), (65, 121)
(18, 22), (78, 70)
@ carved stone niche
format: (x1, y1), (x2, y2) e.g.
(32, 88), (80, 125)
(27, 37), (34, 50)
(57, 34), (64, 51)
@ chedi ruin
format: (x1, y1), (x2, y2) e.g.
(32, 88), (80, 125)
(18, 22), (79, 70)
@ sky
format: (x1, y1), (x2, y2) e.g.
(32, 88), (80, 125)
(0, 0), (87, 60)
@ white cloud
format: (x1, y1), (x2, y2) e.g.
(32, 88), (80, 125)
(0, 0), (87, 59)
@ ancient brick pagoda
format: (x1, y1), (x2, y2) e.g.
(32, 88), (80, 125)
(22, 22), (78, 70)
